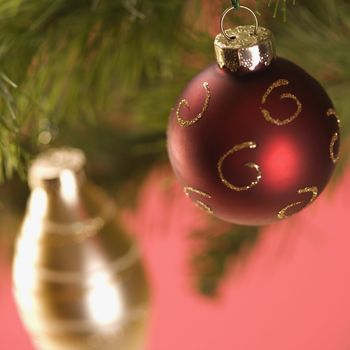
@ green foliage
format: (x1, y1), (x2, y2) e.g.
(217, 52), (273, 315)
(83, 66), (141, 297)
(0, 0), (193, 181)
(255, 0), (296, 20)
(269, 0), (296, 20)
(0, 73), (27, 182)
(193, 225), (260, 296)
(0, 0), (349, 295)
(0, 0), (296, 182)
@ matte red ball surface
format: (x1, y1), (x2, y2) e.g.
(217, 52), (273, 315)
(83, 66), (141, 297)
(167, 58), (340, 225)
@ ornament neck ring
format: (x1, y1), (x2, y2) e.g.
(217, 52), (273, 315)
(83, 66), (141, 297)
(221, 5), (258, 41)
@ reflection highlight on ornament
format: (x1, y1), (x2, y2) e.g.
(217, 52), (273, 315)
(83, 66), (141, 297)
(327, 108), (340, 164)
(20, 187), (48, 244)
(28, 187), (48, 217)
(278, 186), (318, 220)
(86, 271), (123, 326)
(217, 141), (262, 192)
(263, 137), (299, 189)
(184, 187), (213, 214)
(60, 169), (79, 204)
(13, 244), (40, 305)
(176, 82), (211, 127)
(261, 79), (302, 126)
(240, 45), (261, 71)
(13, 187), (49, 295)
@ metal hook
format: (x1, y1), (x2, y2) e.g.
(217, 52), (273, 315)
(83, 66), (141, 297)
(220, 5), (259, 41)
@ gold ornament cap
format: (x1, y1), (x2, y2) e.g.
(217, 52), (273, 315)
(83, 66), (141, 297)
(215, 6), (276, 74)
(28, 147), (86, 189)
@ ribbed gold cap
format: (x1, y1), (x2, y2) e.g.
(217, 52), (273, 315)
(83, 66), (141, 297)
(214, 25), (275, 74)
(28, 147), (86, 189)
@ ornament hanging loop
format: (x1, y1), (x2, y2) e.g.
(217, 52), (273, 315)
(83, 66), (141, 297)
(221, 5), (259, 41)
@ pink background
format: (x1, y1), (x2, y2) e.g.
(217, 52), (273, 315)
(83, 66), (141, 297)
(1, 166), (350, 350)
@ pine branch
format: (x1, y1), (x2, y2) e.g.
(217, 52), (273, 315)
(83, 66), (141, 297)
(0, 72), (27, 182)
(0, 0), (348, 294)
(0, 0), (192, 182)
(269, 0), (296, 20)
(0, 0), (348, 186)
(192, 225), (260, 296)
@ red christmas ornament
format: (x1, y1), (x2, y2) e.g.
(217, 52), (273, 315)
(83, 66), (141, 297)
(167, 6), (340, 226)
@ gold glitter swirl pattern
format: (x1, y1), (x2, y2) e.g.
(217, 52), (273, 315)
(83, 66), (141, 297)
(278, 186), (318, 220)
(327, 108), (340, 164)
(184, 187), (213, 214)
(261, 79), (302, 126)
(327, 108), (340, 124)
(176, 82), (211, 127)
(329, 133), (340, 164)
(217, 141), (262, 192)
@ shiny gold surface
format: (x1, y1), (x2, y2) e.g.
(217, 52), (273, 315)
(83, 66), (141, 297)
(214, 25), (275, 73)
(13, 148), (149, 350)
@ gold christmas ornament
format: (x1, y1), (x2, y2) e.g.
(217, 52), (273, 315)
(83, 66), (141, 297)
(214, 6), (275, 74)
(12, 148), (149, 350)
